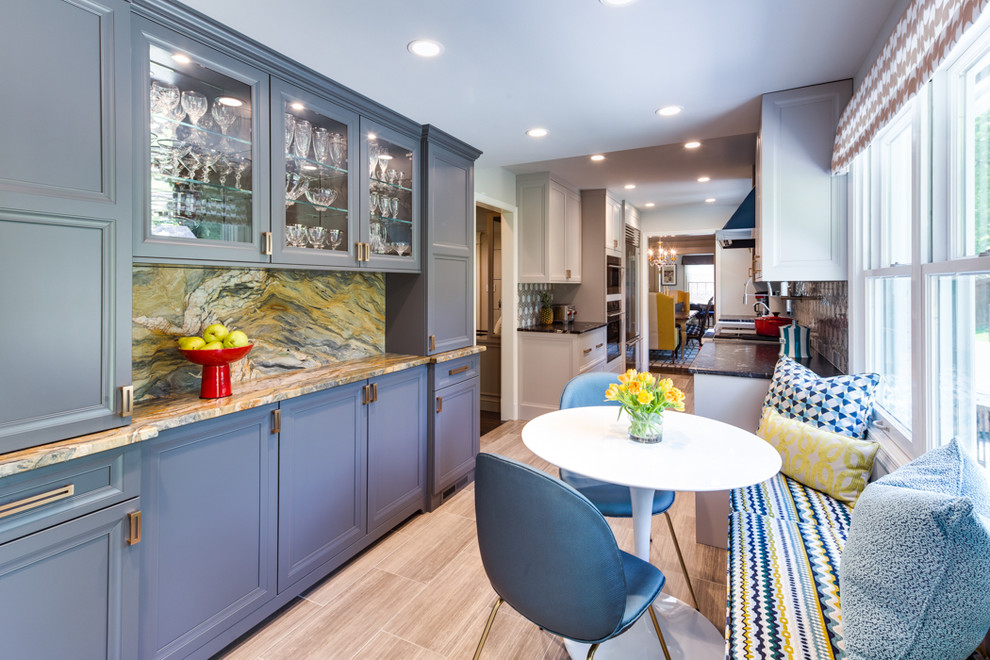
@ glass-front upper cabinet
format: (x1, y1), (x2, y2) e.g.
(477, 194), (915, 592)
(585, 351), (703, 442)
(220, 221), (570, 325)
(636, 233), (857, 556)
(271, 78), (359, 267)
(132, 17), (270, 262)
(361, 118), (420, 272)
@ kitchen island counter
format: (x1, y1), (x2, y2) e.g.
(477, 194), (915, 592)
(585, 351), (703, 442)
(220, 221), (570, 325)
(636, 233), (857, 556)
(0, 351), (492, 479)
(689, 341), (840, 379)
(518, 320), (607, 335)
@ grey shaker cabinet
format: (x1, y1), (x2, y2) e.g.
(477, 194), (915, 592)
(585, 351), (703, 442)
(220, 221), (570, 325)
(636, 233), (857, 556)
(429, 355), (481, 510)
(139, 405), (278, 660)
(0, 0), (133, 453)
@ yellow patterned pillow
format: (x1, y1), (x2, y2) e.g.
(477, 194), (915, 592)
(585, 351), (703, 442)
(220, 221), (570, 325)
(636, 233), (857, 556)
(757, 407), (880, 505)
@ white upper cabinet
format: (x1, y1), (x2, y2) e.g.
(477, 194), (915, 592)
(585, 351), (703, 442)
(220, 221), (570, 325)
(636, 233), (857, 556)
(518, 172), (582, 283)
(757, 79), (852, 281)
(606, 196), (624, 256)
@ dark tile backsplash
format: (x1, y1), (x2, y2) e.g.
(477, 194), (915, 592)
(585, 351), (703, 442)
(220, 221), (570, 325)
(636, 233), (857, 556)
(789, 281), (848, 373)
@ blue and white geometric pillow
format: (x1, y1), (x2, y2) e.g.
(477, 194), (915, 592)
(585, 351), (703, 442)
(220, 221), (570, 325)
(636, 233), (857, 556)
(763, 356), (880, 440)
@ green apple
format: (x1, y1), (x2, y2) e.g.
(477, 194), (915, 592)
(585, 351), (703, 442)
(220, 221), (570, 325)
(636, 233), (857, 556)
(223, 330), (250, 348)
(177, 336), (206, 350)
(202, 323), (229, 343)
(202, 340), (224, 350)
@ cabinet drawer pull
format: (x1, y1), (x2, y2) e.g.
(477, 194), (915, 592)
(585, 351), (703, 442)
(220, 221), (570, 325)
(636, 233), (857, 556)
(449, 365), (470, 376)
(0, 484), (75, 519)
(566, 269), (571, 279)
(583, 348), (593, 355)
(371, 382), (378, 403)
(362, 384), (370, 405)
(262, 232), (273, 256)
(436, 396), (443, 413)
(429, 335), (436, 352)
(127, 510), (142, 546)
(595, 343), (604, 349)
(271, 409), (281, 434)
(120, 385), (133, 418)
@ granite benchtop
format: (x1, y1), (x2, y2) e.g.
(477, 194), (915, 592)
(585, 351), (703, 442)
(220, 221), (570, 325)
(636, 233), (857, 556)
(688, 341), (841, 379)
(518, 321), (607, 335)
(0, 347), (484, 479)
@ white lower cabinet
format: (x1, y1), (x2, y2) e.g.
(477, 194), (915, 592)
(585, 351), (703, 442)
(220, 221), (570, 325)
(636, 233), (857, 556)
(518, 327), (606, 420)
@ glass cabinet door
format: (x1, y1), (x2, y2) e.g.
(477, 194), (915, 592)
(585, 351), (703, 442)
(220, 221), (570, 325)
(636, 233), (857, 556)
(271, 79), (359, 267)
(361, 119), (420, 271)
(133, 18), (270, 262)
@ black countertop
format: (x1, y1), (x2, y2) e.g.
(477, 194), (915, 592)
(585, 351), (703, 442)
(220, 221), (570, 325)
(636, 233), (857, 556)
(688, 341), (842, 379)
(518, 321), (607, 335)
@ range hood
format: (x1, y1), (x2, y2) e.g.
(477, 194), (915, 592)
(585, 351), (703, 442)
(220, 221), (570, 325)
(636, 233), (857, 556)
(715, 188), (755, 249)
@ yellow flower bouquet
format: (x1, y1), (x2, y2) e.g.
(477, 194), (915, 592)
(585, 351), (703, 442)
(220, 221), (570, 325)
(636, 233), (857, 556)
(605, 369), (685, 443)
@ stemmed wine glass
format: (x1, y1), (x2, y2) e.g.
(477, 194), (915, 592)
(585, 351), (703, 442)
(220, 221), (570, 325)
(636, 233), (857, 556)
(389, 196), (399, 219)
(368, 142), (381, 177)
(370, 191), (379, 218)
(181, 91), (208, 126)
(307, 226), (327, 248)
(229, 152), (251, 189)
(292, 119), (312, 160)
(377, 152), (392, 180)
(198, 149), (221, 183)
(328, 134), (345, 168)
(151, 80), (180, 115)
(327, 228), (342, 251)
(211, 100), (238, 135)
(312, 127), (330, 164)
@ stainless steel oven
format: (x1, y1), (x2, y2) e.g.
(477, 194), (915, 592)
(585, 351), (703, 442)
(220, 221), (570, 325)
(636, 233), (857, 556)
(606, 300), (622, 364)
(606, 255), (622, 296)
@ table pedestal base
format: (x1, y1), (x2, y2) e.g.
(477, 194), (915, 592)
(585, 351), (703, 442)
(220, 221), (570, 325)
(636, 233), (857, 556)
(561, 595), (723, 660)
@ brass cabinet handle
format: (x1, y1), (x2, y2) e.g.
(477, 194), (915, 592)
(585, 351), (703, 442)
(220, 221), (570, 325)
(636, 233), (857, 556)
(583, 348), (593, 355)
(127, 510), (142, 546)
(436, 396), (443, 413)
(362, 384), (370, 405)
(566, 269), (571, 279)
(596, 343), (604, 349)
(371, 382), (378, 402)
(120, 385), (133, 418)
(271, 409), (281, 434)
(449, 365), (470, 376)
(0, 484), (75, 519)
(262, 232), (273, 255)
(428, 335), (436, 352)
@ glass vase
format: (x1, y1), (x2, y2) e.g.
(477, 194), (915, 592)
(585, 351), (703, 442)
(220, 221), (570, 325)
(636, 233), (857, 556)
(627, 410), (664, 444)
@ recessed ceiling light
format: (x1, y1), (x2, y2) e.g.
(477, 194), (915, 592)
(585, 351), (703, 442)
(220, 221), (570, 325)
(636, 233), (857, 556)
(526, 127), (549, 138)
(171, 53), (191, 65)
(600, 0), (636, 5)
(407, 39), (444, 57)
(290, 102), (305, 111)
(590, 154), (605, 161)
(217, 96), (243, 107)
(705, 198), (716, 203)
(624, 184), (636, 190)
(656, 105), (682, 117)
(697, 176), (710, 183)
(684, 141), (701, 149)
(645, 202), (656, 208)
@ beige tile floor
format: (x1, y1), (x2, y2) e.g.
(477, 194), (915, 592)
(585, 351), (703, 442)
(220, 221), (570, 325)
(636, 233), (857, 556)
(217, 373), (727, 660)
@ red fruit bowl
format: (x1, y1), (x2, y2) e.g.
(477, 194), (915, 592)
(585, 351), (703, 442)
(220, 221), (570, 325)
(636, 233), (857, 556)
(754, 315), (793, 336)
(178, 344), (253, 398)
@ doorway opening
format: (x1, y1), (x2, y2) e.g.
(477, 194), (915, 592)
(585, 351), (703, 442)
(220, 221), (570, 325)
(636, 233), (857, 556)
(476, 205), (504, 435)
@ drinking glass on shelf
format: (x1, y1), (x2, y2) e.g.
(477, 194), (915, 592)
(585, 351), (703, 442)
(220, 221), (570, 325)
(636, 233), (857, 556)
(151, 80), (180, 115)
(368, 142), (381, 177)
(285, 174), (309, 207)
(305, 187), (337, 211)
(285, 224), (306, 247)
(228, 151), (251, 189)
(197, 149), (220, 183)
(181, 91), (208, 126)
(377, 152), (392, 179)
(284, 113), (295, 154)
(292, 119), (312, 160)
(394, 241), (410, 256)
(307, 225), (327, 248)
(327, 228), (342, 251)
(328, 134), (345, 168)
(370, 191), (379, 217)
(313, 127), (330, 164)
(211, 100), (238, 135)
(389, 196), (399, 219)
(215, 157), (232, 187)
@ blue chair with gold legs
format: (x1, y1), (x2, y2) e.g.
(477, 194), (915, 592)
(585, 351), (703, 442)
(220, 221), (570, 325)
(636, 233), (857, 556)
(472, 453), (671, 660)
(557, 371), (699, 610)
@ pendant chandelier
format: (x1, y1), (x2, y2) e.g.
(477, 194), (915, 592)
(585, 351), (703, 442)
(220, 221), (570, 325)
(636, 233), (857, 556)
(648, 240), (676, 268)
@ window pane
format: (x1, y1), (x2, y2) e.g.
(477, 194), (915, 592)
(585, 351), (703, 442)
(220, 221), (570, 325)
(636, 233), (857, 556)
(880, 120), (913, 266)
(963, 51), (990, 257)
(933, 272), (990, 468)
(871, 276), (912, 429)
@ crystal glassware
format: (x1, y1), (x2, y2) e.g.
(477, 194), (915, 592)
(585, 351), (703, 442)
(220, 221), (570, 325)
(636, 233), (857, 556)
(305, 187), (337, 211)
(370, 191), (379, 217)
(211, 100), (237, 135)
(181, 90), (208, 126)
(307, 225), (327, 248)
(312, 127), (330, 164)
(328, 133), (345, 168)
(284, 112), (295, 153)
(389, 196), (399, 219)
(292, 119), (312, 160)
(285, 224), (306, 247)
(394, 241), (410, 256)
(228, 151), (251, 189)
(368, 142), (381, 177)
(151, 80), (180, 115)
(327, 228), (342, 251)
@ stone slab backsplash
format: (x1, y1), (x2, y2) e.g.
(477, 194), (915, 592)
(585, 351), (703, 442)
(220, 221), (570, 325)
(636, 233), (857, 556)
(790, 280), (848, 373)
(132, 265), (384, 401)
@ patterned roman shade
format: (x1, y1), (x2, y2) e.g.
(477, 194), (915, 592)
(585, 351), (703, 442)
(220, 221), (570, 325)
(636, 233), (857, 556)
(832, 0), (990, 173)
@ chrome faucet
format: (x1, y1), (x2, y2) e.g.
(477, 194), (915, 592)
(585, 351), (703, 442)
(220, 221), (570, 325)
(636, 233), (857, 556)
(754, 301), (771, 316)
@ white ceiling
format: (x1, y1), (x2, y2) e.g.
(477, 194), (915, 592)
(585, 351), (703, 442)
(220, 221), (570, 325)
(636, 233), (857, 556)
(181, 0), (899, 212)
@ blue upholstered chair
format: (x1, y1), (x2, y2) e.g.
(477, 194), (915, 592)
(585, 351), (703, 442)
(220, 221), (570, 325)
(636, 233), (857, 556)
(557, 371), (699, 609)
(472, 453), (671, 660)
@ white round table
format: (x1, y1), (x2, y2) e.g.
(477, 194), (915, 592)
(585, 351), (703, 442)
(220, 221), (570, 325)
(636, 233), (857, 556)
(521, 406), (781, 660)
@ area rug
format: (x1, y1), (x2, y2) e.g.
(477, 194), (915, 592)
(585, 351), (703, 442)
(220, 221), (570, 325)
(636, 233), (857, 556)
(649, 345), (700, 373)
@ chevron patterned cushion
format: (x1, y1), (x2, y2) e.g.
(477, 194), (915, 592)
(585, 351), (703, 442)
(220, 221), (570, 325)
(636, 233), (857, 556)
(763, 357), (880, 440)
(730, 472), (853, 536)
(726, 510), (847, 659)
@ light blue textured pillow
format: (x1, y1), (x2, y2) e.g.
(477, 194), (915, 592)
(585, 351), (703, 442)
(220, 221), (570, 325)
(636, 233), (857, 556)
(840, 440), (990, 660)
